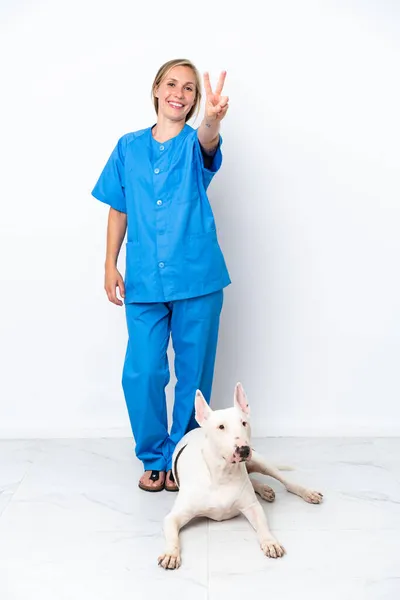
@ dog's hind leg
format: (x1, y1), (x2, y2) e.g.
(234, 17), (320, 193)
(247, 451), (323, 504)
(250, 476), (276, 502)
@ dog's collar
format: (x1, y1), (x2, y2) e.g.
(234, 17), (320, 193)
(173, 443), (188, 489)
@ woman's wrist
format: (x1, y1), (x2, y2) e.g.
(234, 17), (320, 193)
(105, 257), (118, 269)
(198, 118), (220, 150)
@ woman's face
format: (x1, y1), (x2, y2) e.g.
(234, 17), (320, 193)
(155, 65), (197, 122)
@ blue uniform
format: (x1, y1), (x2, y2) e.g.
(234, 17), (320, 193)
(92, 123), (231, 302)
(92, 123), (230, 471)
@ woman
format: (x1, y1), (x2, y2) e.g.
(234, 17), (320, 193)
(91, 58), (231, 491)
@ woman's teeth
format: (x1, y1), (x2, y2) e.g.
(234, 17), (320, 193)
(168, 102), (184, 109)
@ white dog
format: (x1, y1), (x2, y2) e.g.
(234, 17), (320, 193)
(158, 383), (323, 569)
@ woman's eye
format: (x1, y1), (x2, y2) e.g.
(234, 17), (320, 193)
(186, 87), (193, 92)
(167, 82), (175, 87)
(218, 424), (225, 430)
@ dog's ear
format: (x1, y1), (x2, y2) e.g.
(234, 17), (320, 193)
(195, 389), (212, 426)
(234, 382), (250, 416)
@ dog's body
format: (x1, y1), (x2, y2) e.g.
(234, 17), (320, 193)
(172, 428), (252, 522)
(158, 384), (323, 569)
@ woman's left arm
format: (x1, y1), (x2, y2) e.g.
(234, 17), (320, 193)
(197, 71), (229, 152)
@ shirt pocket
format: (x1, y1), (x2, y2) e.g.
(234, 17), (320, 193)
(184, 228), (224, 281)
(170, 168), (200, 205)
(125, 241), (142, 290)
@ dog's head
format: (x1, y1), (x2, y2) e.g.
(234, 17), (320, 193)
(194, 382), (252, 464)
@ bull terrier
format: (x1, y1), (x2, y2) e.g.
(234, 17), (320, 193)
(158, 383), (323, 569)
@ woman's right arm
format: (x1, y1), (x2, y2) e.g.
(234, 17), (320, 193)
(104, 207), (127, 306)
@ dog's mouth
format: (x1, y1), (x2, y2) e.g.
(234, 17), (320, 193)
(230, 446), (252, 464)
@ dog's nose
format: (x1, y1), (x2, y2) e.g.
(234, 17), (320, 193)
(238, 445), (251, 459)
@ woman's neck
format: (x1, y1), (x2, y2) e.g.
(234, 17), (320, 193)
(152, 116), (186, 143)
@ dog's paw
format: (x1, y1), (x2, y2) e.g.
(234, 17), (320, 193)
(158, 550), (181, 570)
(258, 485), (276, 502)
(302, 489), (324, 504)
(260, 538), (286, 559)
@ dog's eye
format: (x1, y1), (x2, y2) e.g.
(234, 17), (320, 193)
(218, 424), (225, 430)
(242, 421), (247, 427)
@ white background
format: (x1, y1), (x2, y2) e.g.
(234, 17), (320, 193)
(1, 0), (399, 437)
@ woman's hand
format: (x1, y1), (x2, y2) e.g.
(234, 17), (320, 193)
(104, 264), (125, 306)
(104, 207), (127, 306)
(203, 71), (229, 122)
(197, 71), (229, 151)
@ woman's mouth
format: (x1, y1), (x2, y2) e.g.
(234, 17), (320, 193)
(168, 101), (184, 110)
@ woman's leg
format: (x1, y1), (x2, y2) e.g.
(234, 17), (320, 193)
(122, 302), (171, 481)
(167, 290), (224, 470)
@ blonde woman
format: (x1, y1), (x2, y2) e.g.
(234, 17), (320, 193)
(92, 58), (230, 492)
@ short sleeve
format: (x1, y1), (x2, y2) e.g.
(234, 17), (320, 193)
(194, 131), (223, 190)
(91, 136), (127, 213)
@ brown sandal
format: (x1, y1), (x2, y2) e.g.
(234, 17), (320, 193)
(164, 470), (179, 492)
(138, 470), (165, 492)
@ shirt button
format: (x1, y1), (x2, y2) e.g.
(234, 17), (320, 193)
(158, 262), (165, 268)
(159, 145), (164, 151)
(156, 200), (162, 206)
(154, 168), (160, 174)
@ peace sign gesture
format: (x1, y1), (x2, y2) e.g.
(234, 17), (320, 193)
(203, 71), (229, 122)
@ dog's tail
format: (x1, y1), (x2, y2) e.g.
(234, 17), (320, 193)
(275, 464), (295, 471)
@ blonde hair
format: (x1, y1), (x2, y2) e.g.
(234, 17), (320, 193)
(151, 58), (202, 122)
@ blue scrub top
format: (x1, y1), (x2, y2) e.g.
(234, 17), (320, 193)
(91, 123), (231, 303)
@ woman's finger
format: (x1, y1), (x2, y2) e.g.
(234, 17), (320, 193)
(105, 284), (122, 306)
(203, 72), (213, 96)
(206, 104), (220, 117)
(215, 71), (227, 96)
(106, 286), (117, 304)
(216, 104), (229, 120)
(117, 278), (125, 299)
(214, 99), (229, 115)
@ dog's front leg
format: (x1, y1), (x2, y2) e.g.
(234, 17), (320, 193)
(158, 505), (195, 570)
(240, 500), (285, 559)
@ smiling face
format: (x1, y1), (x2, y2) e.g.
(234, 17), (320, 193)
(154, 65), (197, 123)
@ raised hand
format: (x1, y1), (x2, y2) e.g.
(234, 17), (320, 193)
(203, 71), (229, 122)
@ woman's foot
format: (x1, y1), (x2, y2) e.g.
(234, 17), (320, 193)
(164, 469), (179, 492)
(138, 470), (166, 492)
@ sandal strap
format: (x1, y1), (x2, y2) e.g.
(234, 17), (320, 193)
(150, 470), (160, 482)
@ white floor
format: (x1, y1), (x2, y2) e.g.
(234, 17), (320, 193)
(1, 437), (400, 600)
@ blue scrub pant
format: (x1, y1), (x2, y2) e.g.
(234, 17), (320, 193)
(121, 290), (223, 471)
